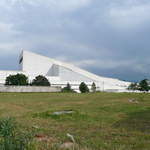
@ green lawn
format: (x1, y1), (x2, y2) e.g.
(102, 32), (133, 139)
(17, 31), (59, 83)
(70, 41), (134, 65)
(0, 92), (150, 150)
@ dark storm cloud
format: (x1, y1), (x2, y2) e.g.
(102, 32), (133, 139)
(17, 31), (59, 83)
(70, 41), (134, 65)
(0, 0), (150, 81)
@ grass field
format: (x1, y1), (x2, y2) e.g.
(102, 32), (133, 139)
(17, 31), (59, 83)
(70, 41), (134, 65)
(0, 92), (150, 150)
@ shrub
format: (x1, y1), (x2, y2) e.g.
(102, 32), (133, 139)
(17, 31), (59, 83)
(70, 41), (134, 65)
(61, 83), (75, 92)
(128, 80), (150, 92)
(5, 74), (28, 86)
(79, 82), (89, 93)
(0, 118), (35, 150)
(139, 79), (150, 92)
(91, 82), (96, 92)
(32, 75), (50, 86)
(128, 83), (138, 91)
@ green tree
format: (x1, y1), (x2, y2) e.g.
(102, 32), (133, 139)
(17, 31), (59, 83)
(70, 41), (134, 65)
(139, 79), (150, 92)
(62, 83), (74, 92)
(91, 82), (96, 92)
(79, 82), (89, 93)
(128, 83), (138, 91)
(5, 74), (28, 86)
(31, 75), (50, 86)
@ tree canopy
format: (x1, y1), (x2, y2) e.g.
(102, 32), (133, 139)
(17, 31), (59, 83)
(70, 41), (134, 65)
(139, 79), (150, 92)
(79, 82), (89, 93)
(5, 74), (28, 86)
(91, 82), (96, 92)
(128, 79), (150, 92)
(61, 83), (75, 92)
(31, 75), (50, 86)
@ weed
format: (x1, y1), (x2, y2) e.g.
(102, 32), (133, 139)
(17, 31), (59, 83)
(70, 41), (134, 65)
(0, 117), (36, 150)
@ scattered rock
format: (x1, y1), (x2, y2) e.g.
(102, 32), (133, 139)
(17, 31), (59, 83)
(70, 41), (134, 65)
(128, 98), (139, 103)
(52, 110), (75, 115)
(60, 133), (78, 149)
(60, 142), (78, 149)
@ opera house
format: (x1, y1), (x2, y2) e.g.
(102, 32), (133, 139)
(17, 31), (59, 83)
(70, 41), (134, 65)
(0, 51), (130, 92)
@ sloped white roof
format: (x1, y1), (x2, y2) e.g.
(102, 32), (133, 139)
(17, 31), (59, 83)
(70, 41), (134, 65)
(23, 50), (130, 87)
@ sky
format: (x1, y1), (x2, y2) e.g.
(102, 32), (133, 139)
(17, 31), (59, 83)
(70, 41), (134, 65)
(0, 0), (150, 82)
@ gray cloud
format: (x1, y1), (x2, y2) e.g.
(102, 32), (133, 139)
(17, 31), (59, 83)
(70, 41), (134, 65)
(0, 0), (149, 81)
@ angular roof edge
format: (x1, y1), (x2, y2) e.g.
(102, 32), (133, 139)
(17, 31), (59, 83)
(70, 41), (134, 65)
(22, 50), (130, 84)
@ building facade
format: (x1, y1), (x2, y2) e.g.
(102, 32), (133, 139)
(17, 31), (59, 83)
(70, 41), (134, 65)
(0, 51), (130, 92)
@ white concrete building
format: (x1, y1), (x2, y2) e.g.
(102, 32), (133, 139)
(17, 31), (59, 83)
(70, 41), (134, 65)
(0, 50), (130, 92)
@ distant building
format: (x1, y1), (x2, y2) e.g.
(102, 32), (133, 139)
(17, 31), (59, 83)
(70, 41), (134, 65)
(0, 50), (130, 92)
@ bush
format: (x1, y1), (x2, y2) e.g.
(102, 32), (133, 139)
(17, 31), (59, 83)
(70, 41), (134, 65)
(61, 83), (75, 92)
(139, 79), (150, 92)
(5, 74), (28, 86)
(128, 79), (150, 92)
(128, 83), (138, 91)
(31, 75), (50, 86)
(91, 82), (96, 92)
(0, 118), (35, 150)
(79, 82), (89, 93)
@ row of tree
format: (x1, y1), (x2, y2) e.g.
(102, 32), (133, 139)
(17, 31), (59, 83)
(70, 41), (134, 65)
(5, 74), (50, 86)
(128, 79), (150, 92)
(62, 82), (96, 93)
(5, 73), (97, 93)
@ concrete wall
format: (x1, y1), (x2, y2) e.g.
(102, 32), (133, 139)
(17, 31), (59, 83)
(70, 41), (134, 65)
(0, 86), (61, 93)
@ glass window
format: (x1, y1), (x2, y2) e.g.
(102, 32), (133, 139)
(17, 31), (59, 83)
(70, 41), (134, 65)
(19, 57), (23, 64)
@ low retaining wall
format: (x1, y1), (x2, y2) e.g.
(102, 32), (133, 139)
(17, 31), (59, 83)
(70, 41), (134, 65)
(0, 86), (61, 93)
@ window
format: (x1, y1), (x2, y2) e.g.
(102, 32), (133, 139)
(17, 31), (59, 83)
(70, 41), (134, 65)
(19, 57), (23, 64)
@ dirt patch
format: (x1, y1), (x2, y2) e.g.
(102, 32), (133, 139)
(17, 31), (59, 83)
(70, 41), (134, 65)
(35, 134), (54, 143)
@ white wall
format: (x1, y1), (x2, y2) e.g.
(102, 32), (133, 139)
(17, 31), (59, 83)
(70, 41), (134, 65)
(0, 86), (61, 92)
(21, 51), (54, 76)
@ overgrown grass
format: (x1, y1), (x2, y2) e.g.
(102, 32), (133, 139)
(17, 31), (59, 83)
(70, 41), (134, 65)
(0, 92), (149, 149)
(33, 110), (88, 121)
(0, 118), (35, 150)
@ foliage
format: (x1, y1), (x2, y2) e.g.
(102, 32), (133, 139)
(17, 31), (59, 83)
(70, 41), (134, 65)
(5, 74), (28, 86)
(79, 82), (89, 93)
(91, 82), (96, 92)
(31, 75), (50, 86)
(0, 118), (35, 150)
(128, 79), (150, 92)
(128, 82), (138, 91)
(139, 79), (150, 92)
(61, 83), (75, 93)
